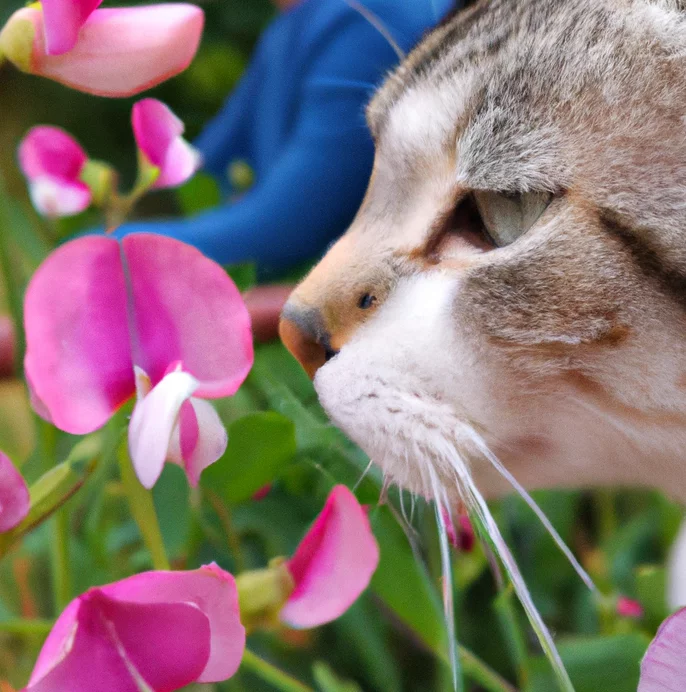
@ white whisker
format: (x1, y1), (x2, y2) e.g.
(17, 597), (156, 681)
(428, 464), (461, 692)
(341, 0), (406, 61)
(437, 440), (574, 692)
(463, 425), (597, 594)
(354, 458), (374, 492)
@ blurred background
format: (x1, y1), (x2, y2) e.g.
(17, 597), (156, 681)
(0, 1), (683, 690)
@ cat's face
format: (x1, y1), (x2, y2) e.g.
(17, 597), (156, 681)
(280, 0), (686, 502)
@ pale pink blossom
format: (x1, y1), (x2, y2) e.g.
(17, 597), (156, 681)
(639, 607), (686, 691)
(132, 99), (202, 189)
(0, 5), (204, 98)
(24, 564), (245, 692)
(0, 452), (29, 533)
(41, 0), (103, 55)
(24, 234), (253, 488)
(440, 508), (475, 552)
(280, 485), (379, 628)
(18, 126), (90, 218)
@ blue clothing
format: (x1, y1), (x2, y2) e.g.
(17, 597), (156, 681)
(115, 0), (455, 271)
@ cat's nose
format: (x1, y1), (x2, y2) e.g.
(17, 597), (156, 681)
(279, 302), (337, 378)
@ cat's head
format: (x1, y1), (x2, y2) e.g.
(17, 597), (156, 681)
(280, 0), (686, 502)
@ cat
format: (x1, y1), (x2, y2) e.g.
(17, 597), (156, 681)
(280, 0), (686, 611)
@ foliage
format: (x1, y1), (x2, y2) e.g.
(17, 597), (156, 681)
(0, 1), (683, 691)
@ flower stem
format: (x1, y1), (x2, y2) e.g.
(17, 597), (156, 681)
(0, 618), (53, 636)
(241, 650), (314, 692)
(117, 440), (170, 571)
(458, 644), (518, 692)
(38, 419), (72, 614)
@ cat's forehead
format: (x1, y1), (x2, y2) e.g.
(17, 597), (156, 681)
(368, 0), (686, 194)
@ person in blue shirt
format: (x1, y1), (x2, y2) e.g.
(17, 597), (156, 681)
(115, 0), (457, 338)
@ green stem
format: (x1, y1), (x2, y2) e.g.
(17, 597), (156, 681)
(117, 441), (170, 571)
(0, 174), (25, 375)
(38, 419), (72, 614)
(596, 491), (616, 543)
(459, 645), (518, 692)
(493, 585), (529, 688)
(205, 488), (246, 572)
(0, 619), (53, 636)
(51, 508), (71, 613)
(241, 650), (313, 692)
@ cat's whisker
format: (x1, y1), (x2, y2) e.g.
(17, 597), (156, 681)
(428, 463), (460, 692)
(461, 425), (598, 594)
(341, 0), (405, 61)
(436, 439), (574, 692)
(353, 458), (374, 492)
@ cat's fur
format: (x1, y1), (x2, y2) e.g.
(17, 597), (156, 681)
(280, 0), (686, 593)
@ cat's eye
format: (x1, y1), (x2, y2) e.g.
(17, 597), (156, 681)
(472, 190), (552, 247)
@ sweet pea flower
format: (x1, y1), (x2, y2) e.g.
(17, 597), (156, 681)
(24, 564), (245, 692)
(0, 4), (204, 98)
(18, 126), (90, 218)
(0, 452), (29, 533)
(638, 607), (686, 691)
(24, 233), (253, 488)
(441, 508), (475, 552)
(42, 0), (103, 56)
(280, 485), (380, 628)
(133, 99), (202, 189)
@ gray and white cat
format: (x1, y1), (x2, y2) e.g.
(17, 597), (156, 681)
(280, 0), (686, 611)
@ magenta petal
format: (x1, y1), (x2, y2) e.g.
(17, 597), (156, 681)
(128, 370), (199, 489)
(27, 592), (210, 692)
(132, 98), (202, 190)
(123, 234), (253, 396)
(18, 126), (87, 182)
(101, 565), (246, 682)
(281, 485), (380, 629)
(41, 0), (103, 55)
(24, 236), (135, 434)
(0, 452), (29, 533)
(639, 607), (686, 691)
(30, 5), (205, 98)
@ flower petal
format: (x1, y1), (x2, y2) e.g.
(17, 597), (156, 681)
(28, 177), (91, 218)
(0, 452), (29, 533)
(28, 5), (205, 98)
(24, 236), (134, 434)
(18, 126), (88, 182)
(639, 607), (686, 691)
(180, 398), (227, 486)
(280, 485), (380, 628)
(132, 98), (202, 189)
(41, 0), (103, 56)
(100, 564), (246, 682)
(27, 591), (210, 692)
(122, 234), (253, 397)
(128, 370), (199, 489)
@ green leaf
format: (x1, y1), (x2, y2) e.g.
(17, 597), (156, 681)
(153, 464), (190, 559)
(635, 564), (668, 628)
(0, 434), (100, 556)
(202, 412), (297, 504)
(312, 662), (362, 692)
(525, 634), (650, 692)
(176, 172), (222, 215)
(369, 506), (446, 654)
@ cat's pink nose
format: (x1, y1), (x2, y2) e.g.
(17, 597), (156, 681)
(279, 302), (336, 379)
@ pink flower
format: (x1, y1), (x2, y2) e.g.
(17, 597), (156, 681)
(132, 99), (202, 189)
(0, 5), (204, 98)
(0, 452), (29, 533)
(41, 0), (102, 56)
(18, 126), (90, 218)
(617, 596), (644, 619)
(280, 486), (379, 628)
(638, 607), (686, 691)
(24, 234), (253, 488)
(24, 564), (245, 692)
(440, 508), (475, 552)
(252, 484), (272, 501)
